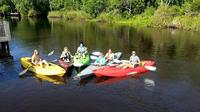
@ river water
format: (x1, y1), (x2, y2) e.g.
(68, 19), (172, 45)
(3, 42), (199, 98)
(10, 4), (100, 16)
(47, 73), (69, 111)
(0, 18), (200, 112)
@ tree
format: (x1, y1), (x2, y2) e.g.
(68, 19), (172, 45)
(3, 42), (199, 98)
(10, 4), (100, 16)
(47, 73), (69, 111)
(49, 0), (64, 11)
(83, 0), (107, 17)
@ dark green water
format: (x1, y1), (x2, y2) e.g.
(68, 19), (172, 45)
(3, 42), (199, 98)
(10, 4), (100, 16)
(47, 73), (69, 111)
(0, 18), (200, 112)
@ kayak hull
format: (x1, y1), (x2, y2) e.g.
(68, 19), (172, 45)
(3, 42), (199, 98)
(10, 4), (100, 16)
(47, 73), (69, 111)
(58, 59), (72, 70)
(75, 65), (99, 79)
(93, 60), (155, 77)
(35, 74), (65, 85)
(20, 57), (66, 76)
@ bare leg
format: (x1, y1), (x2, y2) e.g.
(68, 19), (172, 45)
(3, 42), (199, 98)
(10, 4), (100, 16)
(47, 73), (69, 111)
(38, 61), (43, 67)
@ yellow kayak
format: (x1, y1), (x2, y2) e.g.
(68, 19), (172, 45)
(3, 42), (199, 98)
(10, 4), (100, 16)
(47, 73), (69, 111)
(20, 57), (66, 76)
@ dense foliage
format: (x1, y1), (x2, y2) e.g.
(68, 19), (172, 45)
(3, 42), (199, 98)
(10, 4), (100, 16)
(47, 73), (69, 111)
(1, 0), (200, 30)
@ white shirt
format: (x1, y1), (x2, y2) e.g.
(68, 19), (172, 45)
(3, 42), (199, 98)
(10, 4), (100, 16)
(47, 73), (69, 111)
(129, 55), (140, 65)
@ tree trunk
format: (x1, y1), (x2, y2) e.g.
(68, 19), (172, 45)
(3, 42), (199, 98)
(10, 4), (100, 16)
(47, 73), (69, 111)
(49, 0), (52, 11)
(129, 0), (132, 14)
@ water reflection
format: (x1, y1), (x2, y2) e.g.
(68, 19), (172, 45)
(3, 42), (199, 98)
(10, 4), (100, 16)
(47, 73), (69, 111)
(95, 73), (147, 85)
(0, 18), (199, 112)
(19, 73), (67, 85)
(7, 18), (200, 87)
(34, 74), (66, 85)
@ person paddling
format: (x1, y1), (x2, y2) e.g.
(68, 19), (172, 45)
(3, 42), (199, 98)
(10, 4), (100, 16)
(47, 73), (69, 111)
(76, 42), (88, 58)
(105, 49), (114, 62)
(31, 49), (49, 67)
(60, 47), (72, 62)
(118, 51), (140, 69)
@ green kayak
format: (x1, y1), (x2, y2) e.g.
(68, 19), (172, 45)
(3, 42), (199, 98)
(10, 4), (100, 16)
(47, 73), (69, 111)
(73, 54), (90, 67)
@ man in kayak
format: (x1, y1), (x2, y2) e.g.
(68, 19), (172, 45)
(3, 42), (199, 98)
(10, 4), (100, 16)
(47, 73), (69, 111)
(60, 47), (72, 62)
(31, 49), (49, 67)
(94, 53), (106, 66)
(76, 42), (88, 58)
(105, 49), (114, 62)
(117, 51), (140, 69)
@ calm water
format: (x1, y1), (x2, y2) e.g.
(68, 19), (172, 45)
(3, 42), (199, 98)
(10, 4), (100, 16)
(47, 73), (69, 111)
(0, 18), (200, 112)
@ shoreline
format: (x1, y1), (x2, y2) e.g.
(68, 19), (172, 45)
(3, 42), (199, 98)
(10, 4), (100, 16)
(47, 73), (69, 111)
(47, 9), (200, 32)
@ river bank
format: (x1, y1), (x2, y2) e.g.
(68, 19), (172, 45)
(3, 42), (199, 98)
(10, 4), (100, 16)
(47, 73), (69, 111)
(47, 6), (200, 31)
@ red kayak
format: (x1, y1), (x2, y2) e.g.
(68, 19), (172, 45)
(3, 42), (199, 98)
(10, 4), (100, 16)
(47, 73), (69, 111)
(59, 60), (72, 70)
(93, 60), (155, 77)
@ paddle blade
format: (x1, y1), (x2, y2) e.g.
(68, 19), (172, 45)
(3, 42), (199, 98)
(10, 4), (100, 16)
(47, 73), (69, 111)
(144, 66), (156, 71)
(73, 63), (84, 67)
(19, 68), (29, 76)
(113, 59), (121, 64)
(48, 50), (54, 56)
(90, 55), (98, 60)
(52, 59), (58, 62)
(127, 72), (137, 75)
(92, 52), (102, 56)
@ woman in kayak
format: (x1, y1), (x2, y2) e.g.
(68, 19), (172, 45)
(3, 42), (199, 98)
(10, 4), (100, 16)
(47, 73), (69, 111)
(31, 49), (49, 67)
(76, 42), (88, 58)
(60, 47), (72, 62)
(105, 49), (114, 62)
(94, 53), (106, 66)
(118, 51), (140, 69)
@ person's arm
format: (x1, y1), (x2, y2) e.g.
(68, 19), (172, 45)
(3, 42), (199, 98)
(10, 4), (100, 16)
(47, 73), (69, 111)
(69, 52), (73, 58)
(60, 51), (65, 59)
(31, 55), (36, 65)
(94, 58), (99, 65)
(85, 47), (88, 54)
(129, 56), (132, 63)
(104, 53), (108, 58)
(77, 47), (80, 53)
(137, 56), (140, 64)
(111, 53), (114, 59)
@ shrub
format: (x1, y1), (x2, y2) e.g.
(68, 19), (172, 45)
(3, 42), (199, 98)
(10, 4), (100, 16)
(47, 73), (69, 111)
(48, 11), (63, 18)
(152, 5), (181, 27)
(28, 9), (38, 17)
(64, 11), (90, 21)
(96, 12), (121, 23)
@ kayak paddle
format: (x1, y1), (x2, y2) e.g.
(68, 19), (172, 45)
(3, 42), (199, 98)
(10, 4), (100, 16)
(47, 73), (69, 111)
(19, 50), (54, 76)
(90, 55), (98, 60)
(92, 51), (102, 56)
(144, 66), (156, 71)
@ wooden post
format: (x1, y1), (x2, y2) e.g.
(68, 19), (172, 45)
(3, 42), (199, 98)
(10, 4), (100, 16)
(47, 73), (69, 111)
(0, 41), (12, 58)
(0, 21), (12, 58)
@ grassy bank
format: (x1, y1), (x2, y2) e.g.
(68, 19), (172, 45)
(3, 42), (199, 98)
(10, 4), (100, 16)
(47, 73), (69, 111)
(47, 6), (200, 31)
(48, 11), (90, 21)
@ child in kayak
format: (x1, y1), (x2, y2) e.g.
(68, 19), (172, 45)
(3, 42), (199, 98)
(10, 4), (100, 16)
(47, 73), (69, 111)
(31, 49), (49, 67)
(117, 51), (140, 69)
(105, 49), (114, 62)
(94, 53), (106, 66)
(76, 42), (88, 58)
(60, 47), (72, 62)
